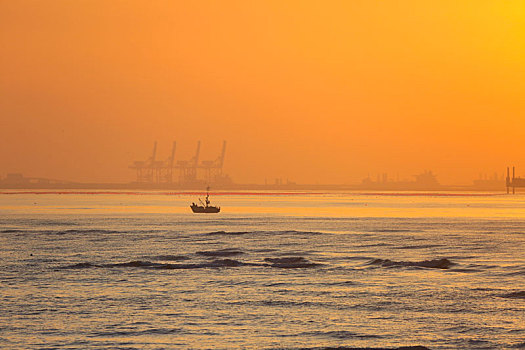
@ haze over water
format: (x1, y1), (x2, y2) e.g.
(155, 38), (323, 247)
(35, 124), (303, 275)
(1, 191), (524, 349)
(2, 1), (525, 185)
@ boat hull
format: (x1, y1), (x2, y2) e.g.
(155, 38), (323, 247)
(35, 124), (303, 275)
(190, 205), (220, 213)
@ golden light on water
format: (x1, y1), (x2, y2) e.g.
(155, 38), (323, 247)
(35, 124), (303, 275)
(3, 192), (525, 218)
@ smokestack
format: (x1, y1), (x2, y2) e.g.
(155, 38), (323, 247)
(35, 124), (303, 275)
(506, 167), (510, 194)
(513, 166), (516, 194)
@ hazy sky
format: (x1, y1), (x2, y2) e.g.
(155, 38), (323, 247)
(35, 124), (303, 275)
(1, 1), (524, 184)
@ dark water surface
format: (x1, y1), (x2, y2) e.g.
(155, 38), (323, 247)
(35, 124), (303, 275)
(1, 191), (524, 349)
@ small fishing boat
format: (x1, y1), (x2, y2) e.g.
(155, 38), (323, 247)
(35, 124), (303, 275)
(190, 186), (220, 213)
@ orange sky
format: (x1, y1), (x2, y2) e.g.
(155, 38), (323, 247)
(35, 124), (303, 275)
(1, 1), (524, 184)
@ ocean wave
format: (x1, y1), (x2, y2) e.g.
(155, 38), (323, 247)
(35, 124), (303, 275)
(59, 261), (158, 269)
(264, 282), (291, 287)
(264, 257), (322, 268)
(59, 256), (323, 270)
(345, 256), (376, 261)
(393, 244), (441, 250)
(318, 280), (358, 286)
(200, 259), (246, 268)
(206, 230), (324, 236)
(106, 261), (157, 268)
(277, 230), (325, 235)
(299, 330), (382, 339)
(368, 258), (455, 269)
(447, 268), (482, 273)
(358, 243), (392, 247)
(53, 229), (122, 235)
(260, 300), (332, 308)
(59, 259), (254, 270)
(154, 259), (252, 269)
(278, 345), (430, 350)
(196, 248), (244, 257)
(207, 230), (251, 235)
(373, 229), (419, 233)
(59, 262), (101, 269)
(500, 291), (525, 299)
(504, 270), (525, 276)
(1, 228), (125, 236)
(94, 328), (185, 337)
(148, 255), (190, 261)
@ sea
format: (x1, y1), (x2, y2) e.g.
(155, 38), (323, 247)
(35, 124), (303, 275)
(1, 190), (524, 350)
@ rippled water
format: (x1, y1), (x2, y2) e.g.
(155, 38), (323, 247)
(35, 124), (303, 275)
(1, 191), (524, 349)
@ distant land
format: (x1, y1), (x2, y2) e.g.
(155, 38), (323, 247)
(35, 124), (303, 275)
(0, 172), (509, 192)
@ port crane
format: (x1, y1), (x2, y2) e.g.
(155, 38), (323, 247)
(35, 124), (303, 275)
(130, 141), (227, 186)
(201, 141), (226, 183)
(129, 141), (158, 183)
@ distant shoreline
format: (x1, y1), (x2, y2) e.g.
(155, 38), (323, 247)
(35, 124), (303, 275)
(0, 189), (507, 196)
(0, 183), (509, 192)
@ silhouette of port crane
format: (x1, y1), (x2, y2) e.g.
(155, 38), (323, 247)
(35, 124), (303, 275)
(177, 141), (201, 184)
(130, 141), (227, 185)
(201, 141), (226, 183)
(129, 141), (159, 183)
(506, 166), (525, 194)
